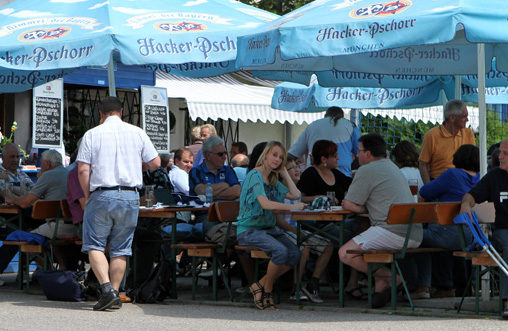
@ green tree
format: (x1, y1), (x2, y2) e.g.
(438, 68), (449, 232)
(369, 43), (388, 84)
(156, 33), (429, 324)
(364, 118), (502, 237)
(360, 113), (439, 150)
(240, 0), (313, 15)
(359, 108), (508, 152)
(485, 109), (508, 148)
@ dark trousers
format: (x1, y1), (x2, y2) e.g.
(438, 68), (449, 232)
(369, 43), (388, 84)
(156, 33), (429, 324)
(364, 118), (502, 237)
(0, 244), (19, 274)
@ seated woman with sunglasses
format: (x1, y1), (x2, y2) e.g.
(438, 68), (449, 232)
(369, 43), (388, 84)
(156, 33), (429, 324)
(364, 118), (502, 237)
(236, 141), (306, 310)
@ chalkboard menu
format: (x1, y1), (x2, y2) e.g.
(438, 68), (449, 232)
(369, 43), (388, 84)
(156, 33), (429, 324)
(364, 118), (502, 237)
(32, 79), (63, 148)
(141, 86), (170, 153)
(143, 104), (168, 151)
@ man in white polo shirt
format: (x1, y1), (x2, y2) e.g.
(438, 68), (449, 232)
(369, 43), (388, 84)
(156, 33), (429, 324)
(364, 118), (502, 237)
(77, 97), (160, 311)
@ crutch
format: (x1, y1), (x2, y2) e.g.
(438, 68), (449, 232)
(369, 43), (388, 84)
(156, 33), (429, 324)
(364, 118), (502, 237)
(454, 211), (508, 276)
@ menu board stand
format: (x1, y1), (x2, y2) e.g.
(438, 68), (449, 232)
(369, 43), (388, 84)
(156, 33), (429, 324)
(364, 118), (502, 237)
(32, 79), (63, 149)
(141, 86), (170, 153)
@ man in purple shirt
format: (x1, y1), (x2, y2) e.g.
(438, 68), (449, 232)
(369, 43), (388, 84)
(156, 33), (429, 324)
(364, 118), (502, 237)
(66, 166), (85, 229)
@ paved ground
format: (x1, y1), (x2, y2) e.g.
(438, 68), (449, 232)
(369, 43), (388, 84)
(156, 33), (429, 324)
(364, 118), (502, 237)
(0, 272), (507, 330)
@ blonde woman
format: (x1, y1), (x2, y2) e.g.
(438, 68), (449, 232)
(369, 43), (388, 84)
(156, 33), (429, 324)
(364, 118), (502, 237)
(236, 141), (305, 310)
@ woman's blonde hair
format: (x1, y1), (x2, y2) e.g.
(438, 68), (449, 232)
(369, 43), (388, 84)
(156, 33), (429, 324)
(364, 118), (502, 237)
(255, 141), (287, 186)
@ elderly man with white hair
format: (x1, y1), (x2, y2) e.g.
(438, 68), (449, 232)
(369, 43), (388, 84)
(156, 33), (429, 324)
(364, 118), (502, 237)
(6, 149), (76, 238)
(0, 143), (34, 198)
(189, 135), (240, 233)
(0, 150), (76, 282)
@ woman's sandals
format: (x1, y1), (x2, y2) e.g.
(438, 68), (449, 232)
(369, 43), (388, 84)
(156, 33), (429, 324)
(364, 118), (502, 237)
(263, 292), (276, 310)
(249, 281), (265, 310)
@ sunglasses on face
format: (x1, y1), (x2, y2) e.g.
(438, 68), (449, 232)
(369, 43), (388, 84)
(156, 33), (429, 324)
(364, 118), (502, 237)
(213, 151), (227, 157)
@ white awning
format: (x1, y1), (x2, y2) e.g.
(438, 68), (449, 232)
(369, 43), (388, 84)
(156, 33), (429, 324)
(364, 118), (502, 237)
(155, 72), (480, 130)
(156, 72), (323, 125)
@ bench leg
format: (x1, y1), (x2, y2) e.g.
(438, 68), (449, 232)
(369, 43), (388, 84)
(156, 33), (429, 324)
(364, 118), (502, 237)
(457, 266), (475, 313)
(191, 256), (197, 300)
(17, 249), (24, 290)
(24, 252), (31, 293)
(395, 259), (414, 311)
(216, 257), (233, 302)
(499, 269), (504, 316)
(475, 265), (481, 314)
(212, 255), (217, 301)
(367, 263), (373, 309)
(391, 262), (397, 310)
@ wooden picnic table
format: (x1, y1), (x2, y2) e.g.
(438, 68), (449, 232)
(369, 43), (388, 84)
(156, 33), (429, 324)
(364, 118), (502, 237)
(274, 208), (353, 307)
(137, 205), (208, 298)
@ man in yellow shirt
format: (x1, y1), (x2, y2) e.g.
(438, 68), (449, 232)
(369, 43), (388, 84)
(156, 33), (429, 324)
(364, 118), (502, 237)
(419, 100), (475, 184)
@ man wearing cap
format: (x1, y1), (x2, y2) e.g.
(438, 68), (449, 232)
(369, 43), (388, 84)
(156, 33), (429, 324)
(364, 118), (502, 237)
(77, 97), (160, 311)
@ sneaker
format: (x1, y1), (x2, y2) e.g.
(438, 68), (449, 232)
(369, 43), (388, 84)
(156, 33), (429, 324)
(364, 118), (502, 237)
(502, 307), (508, 320)
(290, 290), (308, 301)
(198, 269), (221, 278)
(430, 287), (455, 298)
(403, 287), (430, 301)
(235, 286), (247, 294)
(301, 286), (324, 303)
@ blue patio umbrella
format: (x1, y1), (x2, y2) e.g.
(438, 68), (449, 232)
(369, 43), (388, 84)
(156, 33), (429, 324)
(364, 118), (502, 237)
(236, 0), (508, 174)
(0, 0), (277, 93)
(272, 79), (454, 112)
(236, 0), (508, 74)
(272, 78), (508, 113)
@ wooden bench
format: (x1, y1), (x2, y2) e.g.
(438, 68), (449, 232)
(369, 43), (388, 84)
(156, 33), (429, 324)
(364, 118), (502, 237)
(170, 202), (233, 301)
(234, 245), (269, 259)
(437, 202), (504, 315)
(346, 202), (460, 310)
(2, 199), (74, 292)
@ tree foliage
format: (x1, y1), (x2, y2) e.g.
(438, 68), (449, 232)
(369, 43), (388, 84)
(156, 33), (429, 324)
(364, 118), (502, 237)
(484, 109), (508, 148)
(360, 113), (439, 150)
(239, 0), (313, 15)
(360, 108), (508, 152)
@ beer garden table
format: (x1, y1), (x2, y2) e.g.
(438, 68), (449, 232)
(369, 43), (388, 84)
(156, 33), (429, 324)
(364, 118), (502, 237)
(274, 208), (354, 307)
(137, 205), (207, 299)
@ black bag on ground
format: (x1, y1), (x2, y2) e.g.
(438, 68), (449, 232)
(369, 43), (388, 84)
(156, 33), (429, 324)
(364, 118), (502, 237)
(128, 259), (172, 303)
(82, 269), (101, 301)
(33, 269), (85, 302)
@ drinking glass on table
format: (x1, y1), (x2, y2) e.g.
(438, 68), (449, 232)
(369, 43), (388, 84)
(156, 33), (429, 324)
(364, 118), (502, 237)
(0, 182), (15, 204)
(145, 185), (155, 208)
(408, 179), (418, 202)
(327, 191), (336, 206)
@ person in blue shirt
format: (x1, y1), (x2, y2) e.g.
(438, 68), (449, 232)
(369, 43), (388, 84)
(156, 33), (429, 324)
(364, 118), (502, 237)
(236, 141), (305, 310)
(405, 144), (479, 300)
(289, 107), (360, 178)
(189, 135), (240, 234)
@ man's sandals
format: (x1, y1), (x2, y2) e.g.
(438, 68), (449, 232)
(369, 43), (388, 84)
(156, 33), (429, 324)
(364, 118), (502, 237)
(249, 281), (265, 310)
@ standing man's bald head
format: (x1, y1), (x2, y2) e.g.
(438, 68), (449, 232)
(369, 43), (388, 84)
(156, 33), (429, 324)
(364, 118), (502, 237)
(231, 154), (249, 168)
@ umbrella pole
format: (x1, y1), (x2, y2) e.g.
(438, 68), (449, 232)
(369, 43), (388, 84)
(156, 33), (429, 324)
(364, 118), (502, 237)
(477, 43), (486, 177)
(454, 75), (461, 100)
(477, 43), (489, 302)
(108, 53), (117, 97)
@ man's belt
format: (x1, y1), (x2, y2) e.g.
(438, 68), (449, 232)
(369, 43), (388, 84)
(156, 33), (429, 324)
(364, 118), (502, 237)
(95, 186), (138, 192)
